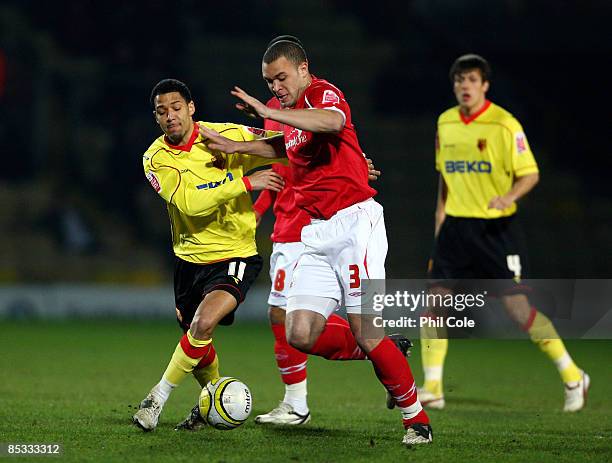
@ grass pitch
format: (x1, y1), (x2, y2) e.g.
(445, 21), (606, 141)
(1, 320), (610, 462)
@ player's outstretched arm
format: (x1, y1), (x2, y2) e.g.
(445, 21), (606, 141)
(246, 169), (285, 193)
(487, 172), (539, 210)
(199, 124), (286, 159)
(232, 86), (344, 134)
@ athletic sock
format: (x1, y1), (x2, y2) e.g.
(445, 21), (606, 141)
(420, 311), (448, 396)
(162, 331), (212, 387)
(283, 379), (309, 415)
(309, 315), (366, 360)
(272, 323), (308, 385)
(524, 308), (582, 383)
(150, 377), (176, 404)
(192, 342), (219, 387)
(367, 337), (429, 427)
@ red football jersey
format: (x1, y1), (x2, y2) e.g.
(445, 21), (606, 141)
(252, 98), (311, 243)
(282, 77), (376, 219)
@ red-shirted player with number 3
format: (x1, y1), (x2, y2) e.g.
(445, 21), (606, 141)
(252, 67), (384, 426)
(199, 36), (432, 445)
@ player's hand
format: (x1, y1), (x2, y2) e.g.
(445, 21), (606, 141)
(231, 86), (270, 119)
(199, 124), (241, 154)
(247, 169), (285, 192)
(366, 157), (381, 181)
(488, 195), (515, 210)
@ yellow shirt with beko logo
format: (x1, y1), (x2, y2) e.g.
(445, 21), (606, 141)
(143, 121), (282, 263)
(435, 100), (539, 218)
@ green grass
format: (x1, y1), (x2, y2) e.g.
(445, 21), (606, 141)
(0, 320), (610, 462)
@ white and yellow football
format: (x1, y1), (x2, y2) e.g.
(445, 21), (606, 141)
(198, 377), (252, 430)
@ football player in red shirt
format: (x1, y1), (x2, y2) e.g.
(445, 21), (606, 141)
(253, 84), (384, 426)
(200, 36), (432, 445)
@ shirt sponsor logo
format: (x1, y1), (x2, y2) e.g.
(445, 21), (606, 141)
(196, 172), (235, 190)
(445, 160), (492, 173)
(285, 128), (307, 150)
(322, 89), (340, 104)
(515, 132), (527, 154)
(146, 171), (162, 193)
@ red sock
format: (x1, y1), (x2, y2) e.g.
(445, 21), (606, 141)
(367, 337), (429, 427)
(193, 342), (216, 369)
(271, 323), (307, 385)
(310, 315), (366, 360)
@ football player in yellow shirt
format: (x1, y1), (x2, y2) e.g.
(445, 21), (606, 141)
(415, 55), (589, 413)
(133, 79), (285, 431)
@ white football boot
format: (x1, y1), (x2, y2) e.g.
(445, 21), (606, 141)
(417, 388), (446, 410)
(254, 402), (311, 425)
(133, 392), (163, 431)
(563, 371), (590, 412)
(402, 423), (433, 445)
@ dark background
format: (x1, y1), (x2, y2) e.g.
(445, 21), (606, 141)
(1, 0), (610, 284)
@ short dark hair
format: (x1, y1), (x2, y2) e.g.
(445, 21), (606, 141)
(263, 35), (307, 66)
(449, 54), (491, 82)
(150, 79), (192, 109)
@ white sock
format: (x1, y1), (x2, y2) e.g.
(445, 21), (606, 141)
(283, 379), (308, 415)
(399, 401), (423, 421)
(152, 377), (176, 405)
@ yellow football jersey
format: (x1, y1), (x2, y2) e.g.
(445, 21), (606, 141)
(436, 100), (539, 218)
(143, 121), (282, 264)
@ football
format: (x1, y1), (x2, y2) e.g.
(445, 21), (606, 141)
(198, 377), (253, 430)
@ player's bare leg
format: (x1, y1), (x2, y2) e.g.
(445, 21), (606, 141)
(502, 293), (589, 412)
(134, 291), (234, 431)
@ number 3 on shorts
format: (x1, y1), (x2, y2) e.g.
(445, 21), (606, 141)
(349, 264), (360, 289)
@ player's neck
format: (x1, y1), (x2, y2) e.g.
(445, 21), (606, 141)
(461, 98), (487, 117)
(297, 75), (313, 101)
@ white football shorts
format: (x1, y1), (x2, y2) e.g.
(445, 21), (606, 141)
(287, 198), (388, 317)
(267, 241), (305, 308)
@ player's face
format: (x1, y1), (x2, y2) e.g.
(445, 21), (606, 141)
(262, 56), (310, 108)
(453, 70), (489, 114)
(153, 92), (195, 144)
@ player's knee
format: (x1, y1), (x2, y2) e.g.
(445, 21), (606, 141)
(286, 329), (316, 353)
(190, 315), (214, 340)
(268, 306), (286, 325)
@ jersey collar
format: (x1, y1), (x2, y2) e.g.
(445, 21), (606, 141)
(459, 99), (491, 125)
(164, 123), (199, 152)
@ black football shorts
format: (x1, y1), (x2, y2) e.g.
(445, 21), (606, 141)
(174, 254), (263, 330)
(429, 214), (530, 295)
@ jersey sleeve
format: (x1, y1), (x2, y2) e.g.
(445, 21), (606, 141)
(508, 118), (539, 177)
(252, 188), (276, 216)
(304, 83), (349, 126)
(144, 158), (248, 217)
(205, 122), (284, 172)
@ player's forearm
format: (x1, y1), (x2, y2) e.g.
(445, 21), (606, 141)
(434, 175), (448, 237)
(507, 173), (539, 202)
(267, 108), (344, 133)
(235, 136), (286, 158)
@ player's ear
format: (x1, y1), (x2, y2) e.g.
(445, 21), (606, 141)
(188, 101), (195, 117)
(483, 80), (490, 93)
(153, 110), (160, 125)
(298, 61), (309, 78)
